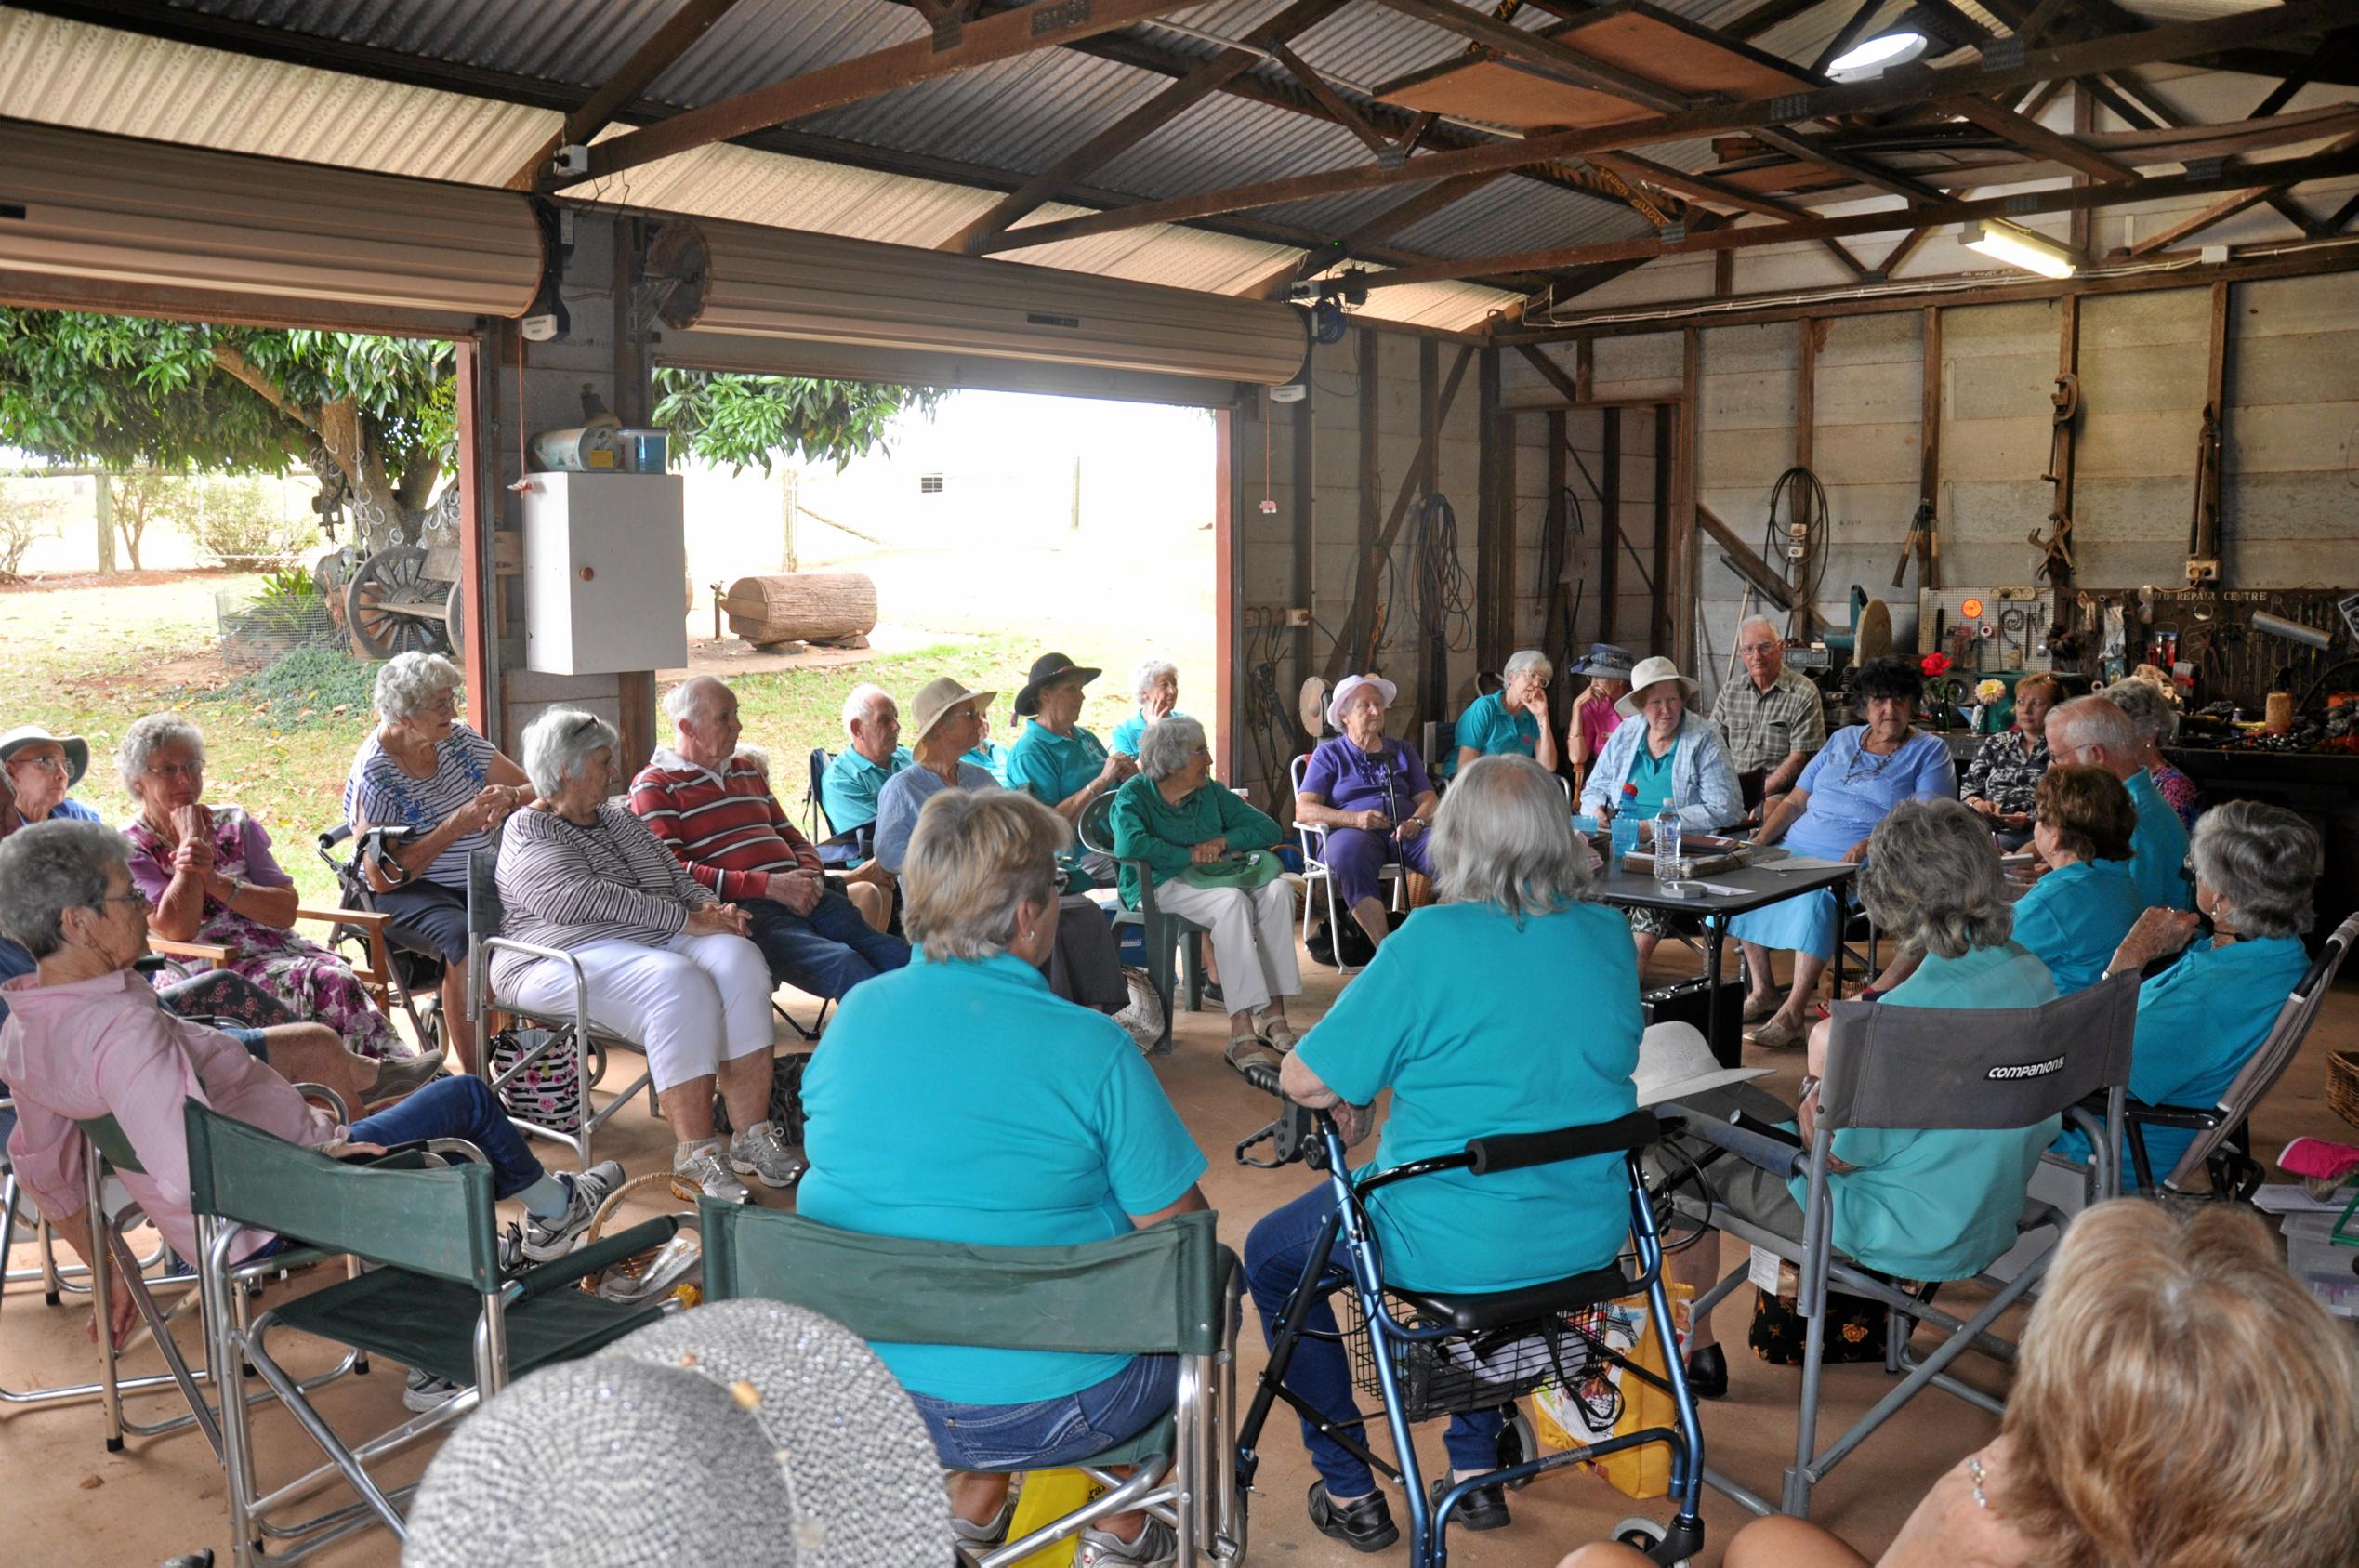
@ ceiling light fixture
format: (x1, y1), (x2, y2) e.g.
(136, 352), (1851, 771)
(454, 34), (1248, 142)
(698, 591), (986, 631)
(1826, 30), (1928, 81)
(1964, 219), (2079, 279)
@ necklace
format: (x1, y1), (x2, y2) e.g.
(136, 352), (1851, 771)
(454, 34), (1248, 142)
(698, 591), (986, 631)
(1843, 730), (1911, 784)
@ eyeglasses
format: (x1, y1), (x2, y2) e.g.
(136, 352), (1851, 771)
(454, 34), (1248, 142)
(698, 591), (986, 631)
(14, 754), (68, 773)
(948, 705), (980, 723)
(145, 759), (204, 781)
(417, 696), (460, 717)
(94, 889), (152, 913)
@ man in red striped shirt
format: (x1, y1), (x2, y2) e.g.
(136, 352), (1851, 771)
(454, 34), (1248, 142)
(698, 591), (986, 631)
(630, 677), (909, 1002)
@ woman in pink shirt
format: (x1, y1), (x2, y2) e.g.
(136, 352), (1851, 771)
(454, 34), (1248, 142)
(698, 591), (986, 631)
(0, 822), (616, 1391)
(1564, 643), (1635, 797)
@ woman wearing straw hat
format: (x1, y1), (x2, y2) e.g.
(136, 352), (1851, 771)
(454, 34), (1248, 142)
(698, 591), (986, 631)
(0, 725), (101, 824)
(1577, 656), (1744, 967)
(1295, 674), (1440, 956)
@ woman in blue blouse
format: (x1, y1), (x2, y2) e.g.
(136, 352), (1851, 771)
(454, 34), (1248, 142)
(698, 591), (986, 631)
(2094, 798), (2322, 1184)
(2008, 765), (2144, 995)
(1733, 657), (1955, 1050)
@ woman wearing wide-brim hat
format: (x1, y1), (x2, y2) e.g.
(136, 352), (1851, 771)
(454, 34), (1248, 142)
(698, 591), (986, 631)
(1294, 673), (1440, 955)
(0, 724), (101, 824)
(1004, 652), (1133, 893)
(1564, 643), (1635, 796)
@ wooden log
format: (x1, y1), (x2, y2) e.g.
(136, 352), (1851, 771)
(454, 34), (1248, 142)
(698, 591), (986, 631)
(721, 573), (878, 649)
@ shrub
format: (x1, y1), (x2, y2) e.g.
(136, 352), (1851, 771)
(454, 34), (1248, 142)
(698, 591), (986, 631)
(0, 483), (64, 575)
(188, 476), (313, 569)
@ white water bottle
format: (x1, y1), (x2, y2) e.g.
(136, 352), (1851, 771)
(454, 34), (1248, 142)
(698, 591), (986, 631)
(1653, 808), (1683, 883)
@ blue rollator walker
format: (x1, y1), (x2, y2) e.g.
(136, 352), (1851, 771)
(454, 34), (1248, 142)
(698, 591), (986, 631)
(1228, 1056), (1707, 1566)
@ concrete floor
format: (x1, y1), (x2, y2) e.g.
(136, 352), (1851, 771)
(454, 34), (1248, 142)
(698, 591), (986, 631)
(6, 937), (2355, 1568)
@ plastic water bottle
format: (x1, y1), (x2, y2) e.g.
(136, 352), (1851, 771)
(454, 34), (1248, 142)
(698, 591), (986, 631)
(1610, 783), (1641, 863)
(1654, 809), (1684, 883)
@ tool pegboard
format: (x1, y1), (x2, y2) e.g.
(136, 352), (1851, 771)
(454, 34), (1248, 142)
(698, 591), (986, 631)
(1916, 586), (2053, 675)
(2059, 586), (2353, 712)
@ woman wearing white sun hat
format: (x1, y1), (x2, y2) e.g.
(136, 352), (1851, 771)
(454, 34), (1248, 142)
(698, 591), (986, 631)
(1294, 673), (1440, 955)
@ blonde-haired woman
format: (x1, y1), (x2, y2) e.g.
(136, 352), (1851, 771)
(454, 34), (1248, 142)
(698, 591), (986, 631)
(1561, 1199), (2359, 1567)
(798, 786), (1210, 1565)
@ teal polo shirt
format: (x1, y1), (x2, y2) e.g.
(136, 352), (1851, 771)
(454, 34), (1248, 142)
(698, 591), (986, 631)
(2124, 768), (2194, 911)
(797, 950), (1206, 1403)
(1625, 736), (1678, 817)
(1805, 942), (2059, 1280)
(2127, 933), (2310, 1179)
(1453, 692), (1538, 760)
(1296, 901), (1641, 1292)
(1110, 708), (1190, 758)
(1006, 722), (1115, 890)
(817, 744), (910, 834)
(2008, 857), (2142, 995)
(962, 741), (1010, 786)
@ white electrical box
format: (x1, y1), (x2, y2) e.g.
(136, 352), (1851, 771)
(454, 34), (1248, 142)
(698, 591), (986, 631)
(521, 471), (689, 675)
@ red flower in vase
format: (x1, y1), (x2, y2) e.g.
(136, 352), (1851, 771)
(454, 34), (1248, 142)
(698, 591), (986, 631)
(1920, 652), (1953, 677)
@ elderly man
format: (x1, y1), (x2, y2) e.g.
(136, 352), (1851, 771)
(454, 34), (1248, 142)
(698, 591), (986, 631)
(2044, 695), (2193, 912)
(818, 684), (909, 835)
(632, 677), (909, 1007)
(1710, 617), (1825, 818)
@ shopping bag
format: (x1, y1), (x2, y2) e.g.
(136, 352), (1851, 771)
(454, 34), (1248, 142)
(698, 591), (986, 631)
(1006, 1469), (1102, 1568)
(485, 1026), (582, 1136)
(1526, 1281), (1693, 1500)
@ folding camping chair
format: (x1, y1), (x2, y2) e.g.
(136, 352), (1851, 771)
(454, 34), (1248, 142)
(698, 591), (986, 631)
(186, 1100), (677, 1563)
(1287, 754), (1405, 978)
(701, 1200), (1245, 1566)
(1076, 792), (1206, 1054)
(1667, 970), (2139, 1518)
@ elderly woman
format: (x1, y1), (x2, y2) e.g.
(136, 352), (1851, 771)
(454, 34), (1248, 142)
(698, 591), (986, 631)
(2101, 677), (2198, 829)
(799, 787), (1210, 1566)
(1578, 655), (1744, 964)
(1296, 673), (1440, 955)
(1563, 1200), (2359, 1568)
(1663, 797), (2056, 1395)
(0, 822), (618, 1396)
(344, 651), (534, 1073)
(1563, 643), (1635, 793)
(1110, 715), (1297, 1052)
(1453, 649), (1560, 775)
(494, 707), (791, 1204)
(0, 724), (102, 824)
(2086, 799), (2321, 1181)
(2006, 765), (2144, 995)
(1730, 657), (1956, 1049)
(118, 713), (409, 1065)
(1960, 671), (2060, 847)
(1109, 657), (1186, 758)
(1004, 652), (1134, 891)
(1247, 755), (1643, 1544)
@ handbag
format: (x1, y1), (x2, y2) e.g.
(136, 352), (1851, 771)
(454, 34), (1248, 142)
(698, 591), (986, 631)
(711, 1050), (812, 1144)
(1746, 1257), (1888, 1366)
(1179, 849), (1284, 891)
(486, 1026), (583, 1137)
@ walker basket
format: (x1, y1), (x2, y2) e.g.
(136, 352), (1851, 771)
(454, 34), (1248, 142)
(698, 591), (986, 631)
(2327, 1050), (2359, 1132)
(1340, 1291), (1610, 1421)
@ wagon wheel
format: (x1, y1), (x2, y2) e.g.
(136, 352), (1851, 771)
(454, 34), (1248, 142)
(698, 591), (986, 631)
(444, 579), (467, 664)
(344, 546), (449, 660)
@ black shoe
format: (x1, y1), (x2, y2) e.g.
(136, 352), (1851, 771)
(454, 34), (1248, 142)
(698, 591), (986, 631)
(1308, 1482), (1399, 1553)
(1685, 1342), (1729, 1401)
(1430, 1478), (1510, 1532)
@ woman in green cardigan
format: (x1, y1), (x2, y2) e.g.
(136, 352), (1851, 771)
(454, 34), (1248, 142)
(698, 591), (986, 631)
(1110, 715), (1300, 1052)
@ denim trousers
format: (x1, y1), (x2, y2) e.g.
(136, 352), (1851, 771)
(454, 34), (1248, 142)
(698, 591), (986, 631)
(1244, 1185), (1502, 1496)
(349, 1074), (544, 1201)
(907, 1353), (1178, 1471)
(744, 891), (911, 1001)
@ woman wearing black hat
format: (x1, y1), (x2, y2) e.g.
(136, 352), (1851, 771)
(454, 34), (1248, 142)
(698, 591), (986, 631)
(1004, 652), (1134, 892)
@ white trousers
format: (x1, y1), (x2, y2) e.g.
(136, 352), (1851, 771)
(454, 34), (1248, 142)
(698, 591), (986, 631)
(1152, 877), (1301, 1020)
(505, 931), (774, 1094)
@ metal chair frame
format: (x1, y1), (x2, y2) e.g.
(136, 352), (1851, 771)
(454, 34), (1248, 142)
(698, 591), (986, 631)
(1075, 792), (1207, 1055)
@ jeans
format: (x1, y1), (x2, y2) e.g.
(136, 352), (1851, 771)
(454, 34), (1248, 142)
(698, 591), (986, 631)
(907, 1353), (1178, 1471)
(349, 1075), (543, 1201)
(1245, 1185), (1502, 1496)
(743, 891), (911, 1001)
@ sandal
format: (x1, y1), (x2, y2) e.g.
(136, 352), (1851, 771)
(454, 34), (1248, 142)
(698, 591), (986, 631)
(1740, 992), (1781, 1025)
(1746, 1015), (1804, 1051)
(1256, 1014), (1298, 1053)
(1224, 1036), (1282, 1074)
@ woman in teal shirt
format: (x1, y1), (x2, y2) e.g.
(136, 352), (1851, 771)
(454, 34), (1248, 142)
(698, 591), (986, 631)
(2008, 764), (2145, 995)
(799, 786), (1208, 1566)
(1451, 649), (1559, 776)
(1663, 797), (2059, 1390)
(1108, 716), (1298, 1051)
(1109, 657), (1186, 758)
(1004, 651), (1131, 890)
(1245, 755), (1642, 1547)
(2089, 798), (2322, 1185)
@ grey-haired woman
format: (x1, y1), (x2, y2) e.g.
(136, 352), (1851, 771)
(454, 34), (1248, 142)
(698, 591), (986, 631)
(1108, 715), (1297, 1053)
(493, 708), (789, 1205)
(1453, 649), (1560, 775)
(2100, 677), (2198, 829)
(1110, 657), (1186, 758)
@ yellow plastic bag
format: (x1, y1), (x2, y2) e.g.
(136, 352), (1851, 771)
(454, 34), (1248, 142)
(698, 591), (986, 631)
(1527, 1281), (1693, 1500)
(1005, 1469), (1103, 1568)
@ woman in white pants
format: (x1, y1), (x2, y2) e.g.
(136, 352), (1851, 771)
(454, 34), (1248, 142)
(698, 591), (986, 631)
(492, 707), (794, 1204)
(1108, 715), (1302, 1056)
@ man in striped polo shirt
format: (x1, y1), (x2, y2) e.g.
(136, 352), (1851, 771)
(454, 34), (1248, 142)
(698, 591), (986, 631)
(631, 678), (910, 1005)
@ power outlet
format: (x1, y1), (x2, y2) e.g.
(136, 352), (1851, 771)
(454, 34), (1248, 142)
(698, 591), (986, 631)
(1285, 607), (1312, 628)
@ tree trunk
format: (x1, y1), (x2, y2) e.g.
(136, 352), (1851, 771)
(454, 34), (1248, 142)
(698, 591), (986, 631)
(720, 573), (878, 649)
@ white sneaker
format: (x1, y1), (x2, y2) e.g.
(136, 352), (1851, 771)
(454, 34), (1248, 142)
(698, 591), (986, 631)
(672, 1140), (749, 1205)
(727, 1121), (807, 1190)
(1076, 1518), (1176, 1568)
(519, 1160), (625, 1262)
(402, 1367), (464, 1413)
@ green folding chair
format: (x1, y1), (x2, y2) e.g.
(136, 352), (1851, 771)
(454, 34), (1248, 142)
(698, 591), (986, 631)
(184, 1100), (679, 1565)
(702, 1201), (1245, 1565)
(1077, 792), (1206, 1054)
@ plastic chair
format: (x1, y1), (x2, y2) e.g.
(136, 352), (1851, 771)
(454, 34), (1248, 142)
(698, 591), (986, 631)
(1668, 970), (2138, 1519)
(701, 1201), (1245, 1566)
(1075, 792), (1206, 1055)
(185, 1100), (677, 1563)
(465, 848), (658, 1167)
(1286, 753), (1404, 978)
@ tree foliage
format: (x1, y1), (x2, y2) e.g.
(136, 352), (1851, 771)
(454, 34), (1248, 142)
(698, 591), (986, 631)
(652, 369), (942, 474)
(0, 483), (65, 576)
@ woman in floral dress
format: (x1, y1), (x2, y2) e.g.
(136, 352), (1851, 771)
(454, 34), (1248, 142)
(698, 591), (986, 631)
(117, 713), (405, 1061)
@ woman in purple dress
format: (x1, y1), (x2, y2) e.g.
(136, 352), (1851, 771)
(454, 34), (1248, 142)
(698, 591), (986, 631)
(117, 713), (405, 1061)
(1295, 674), (1440, 955)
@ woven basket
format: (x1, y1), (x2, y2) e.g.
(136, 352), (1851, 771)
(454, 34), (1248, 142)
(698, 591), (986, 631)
(2328, 1051), (2359, 1131)
(577, 1168), (701, 1302)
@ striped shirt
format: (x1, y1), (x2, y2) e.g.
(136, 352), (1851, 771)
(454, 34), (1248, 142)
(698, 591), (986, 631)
(628, 746), (821, 903)
(344, 723), (500, 889)
(487, 804), (714, 995)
